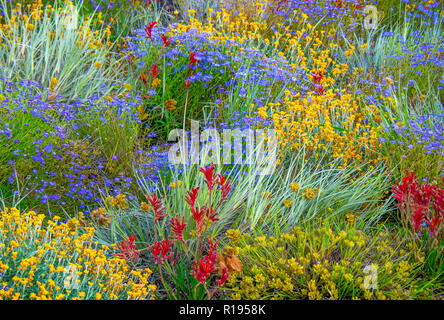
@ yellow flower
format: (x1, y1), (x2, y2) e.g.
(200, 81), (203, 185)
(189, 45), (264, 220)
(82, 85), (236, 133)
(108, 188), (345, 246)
(49, 77), (58, 91)
(303, 188), (316, 199)
(165, 99), (177, 111)
(345, 213), (355, 224)
(290, 182), (299, 193)
(94, 61), (102, 68)
(151, 78), (161, 88)
(283, 200), (293, 208)
(140, 202), (151, 213)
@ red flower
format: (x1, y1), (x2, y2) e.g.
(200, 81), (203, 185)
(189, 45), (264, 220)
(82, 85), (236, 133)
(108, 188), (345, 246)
(191, 206), (207, 234)
(411, 206), (425, 233)
(160, 34), (171, 47)
(116, 234), (140, 263)
(392, 170), (416, 205)
(192, 255), (215, 285)
(206, 206), (219, 223)
(139, 71), (148, 85)
(312, 70), (325, 95)
(191, 238), (219, 285)
(149, 64), (161, 78)
(215, 174), (232, 207)
(189, 51), (199, 68)
(432, 185), (444, 216)
(146, 193), (166, 224)
(185, 79), (190, 89)
(185, 187), (200, 209)
(200, 165), (216, 192)
(149, 240), (173, 263)
(218, 267), (230, 287)
(170, 214), (186, 243)
(144, 21), (157, 40)
(426, 215), (441, 237)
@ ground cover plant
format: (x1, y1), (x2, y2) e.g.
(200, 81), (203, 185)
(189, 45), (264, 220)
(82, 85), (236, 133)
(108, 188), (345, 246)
(0, 0), (442, 301)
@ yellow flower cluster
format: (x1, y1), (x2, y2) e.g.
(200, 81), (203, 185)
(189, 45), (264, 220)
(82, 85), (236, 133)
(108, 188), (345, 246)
(264, 89), (383, 166)
(225, 224), (425, 300)
(0, 1), (112, 50)
(0, 208), (156, 300)
(105, 194), (129, 210)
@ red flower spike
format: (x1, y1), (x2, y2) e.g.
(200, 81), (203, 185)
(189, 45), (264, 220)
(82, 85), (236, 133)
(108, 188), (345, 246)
(200, 165), (216, 192)
(191, 237), (219, 285)
(144, 21), (157, 40)
(206, 207), (219, 223)
(218, 267), (230, 287)
(191, 205), (206, 234)
(149, 240), (173, 263)
(185, 187), (200, 209)
(146, 193), (167, 224)
(189, 51), (199, 68)
(117, 234), (140, 263)
(160, 34), (171, 47)
(169, 214), (187, 243)
(139, 71), (148, 85)
(426, 215), (441, 238)
(192, 255), (215, 285)
(411, 206), (425, 233)
(149, 64), (161, 79)
(185, 79), (190, 89)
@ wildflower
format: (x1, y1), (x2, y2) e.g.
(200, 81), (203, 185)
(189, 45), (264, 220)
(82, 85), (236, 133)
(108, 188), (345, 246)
(200, 165), (216, 192)
(111, 194), (129, 210)
(151, 78), (161, 88)
(140, 202), (151, 213)
(165, 99), (177, 111)
(411, 206), (425, 233)
(149, 240), (173, 263)
(49, 77), (58, 91)
(225, 229), (242, 244)
(218, 267), (230, 287)
(91, 208), (110, 226)
(283, 200), (293, 208)
(189, 51), (199, 68)
(139, 71), (148, 85)
(94, 61), (101, 69)
(185, 187), (200, 209)
(149, 64), (161, 78)
(185, 79), (190, 89)
(160, 34), (170, 47)
(426, 215), (441, 237)
(303, 188), (316, 199)
(290, 182), (299, 193)
(192, 238), (219, 285)
(191, 206), (207, 234)
(346, 213), (355, 224)
(144, 21), (157, 40)
(216, 174), (232, 204)
(146, 193), (166, 225)
(169, 214), (186, 243)
(117, 235), (140, 263)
